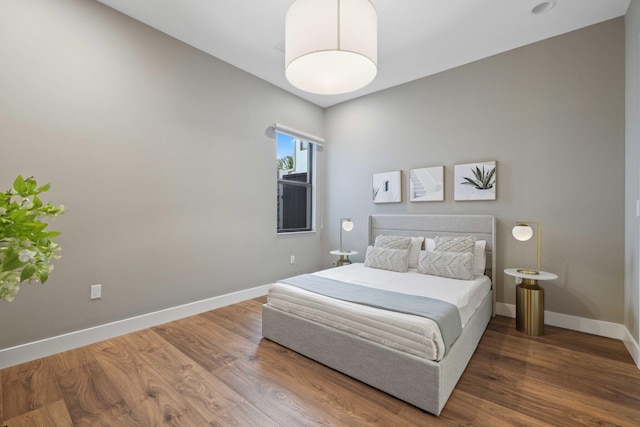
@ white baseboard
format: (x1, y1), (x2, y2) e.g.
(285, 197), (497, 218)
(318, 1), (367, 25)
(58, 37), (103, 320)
(0, 284), (271, 369)
(496, 302), (626, 340)
(622, 327), (640, 369)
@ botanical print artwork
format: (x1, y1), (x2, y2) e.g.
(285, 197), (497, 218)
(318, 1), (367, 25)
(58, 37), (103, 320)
(410, 166), (444, 202)
(373, 171), (401, 203)
(454, 161), (496, 201)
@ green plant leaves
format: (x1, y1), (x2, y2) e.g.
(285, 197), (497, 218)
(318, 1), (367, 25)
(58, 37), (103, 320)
(2, 253), (24, 272)
(277, 155), (294, 171)
(13, 175), (27, 194)
(20, 264), (36, 282)
(1, 175), (64, 301)
(25, 177), (37, 192)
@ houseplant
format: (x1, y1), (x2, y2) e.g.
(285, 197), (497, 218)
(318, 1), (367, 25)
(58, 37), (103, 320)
(0, 175), (64, 301)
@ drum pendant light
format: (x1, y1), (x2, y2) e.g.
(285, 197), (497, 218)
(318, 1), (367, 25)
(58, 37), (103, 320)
(285, 0), (377, 95)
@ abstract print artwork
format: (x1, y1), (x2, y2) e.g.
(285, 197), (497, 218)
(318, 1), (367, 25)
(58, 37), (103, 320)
(454, 161), (496, 201)
(409, 166), (444, 202)
(372, 171), (401, 203)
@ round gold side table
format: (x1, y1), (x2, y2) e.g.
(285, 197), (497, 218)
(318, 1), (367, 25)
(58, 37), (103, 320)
(330, 250), (358, 267)
(504, 269), (558, 336)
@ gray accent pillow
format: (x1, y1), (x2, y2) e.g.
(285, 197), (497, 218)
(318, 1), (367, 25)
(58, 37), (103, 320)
(434, 236), (476, 253)
(364, 246), (410, 273)
(374, 235), (412, 250)
(417, 250), (474, 280)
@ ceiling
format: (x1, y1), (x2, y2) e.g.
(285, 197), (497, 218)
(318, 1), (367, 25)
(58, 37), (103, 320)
(94, 0), (630, 108)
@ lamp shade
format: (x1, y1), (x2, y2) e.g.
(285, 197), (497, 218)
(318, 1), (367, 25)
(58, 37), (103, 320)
(339, 217), (354, 252)
(512, 224), (534, 241)
(285, 0), (377, 95)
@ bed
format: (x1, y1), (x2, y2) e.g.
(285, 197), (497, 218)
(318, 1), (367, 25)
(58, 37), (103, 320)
(262, 214), (496, 415)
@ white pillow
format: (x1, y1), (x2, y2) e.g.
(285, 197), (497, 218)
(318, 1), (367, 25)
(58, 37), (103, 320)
(427, 238), (487, 276)
(434, 235), (476, 253)
(375, 235), (423, 269)
(473, 240), (487, 276)
(417, 250), (474, 280)
(364, 246), (410, 273)
(407, 236), (425, 269)
(374, 235), (412, 250)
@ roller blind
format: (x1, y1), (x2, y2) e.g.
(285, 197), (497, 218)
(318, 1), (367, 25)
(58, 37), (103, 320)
(272, 123), (324, 146)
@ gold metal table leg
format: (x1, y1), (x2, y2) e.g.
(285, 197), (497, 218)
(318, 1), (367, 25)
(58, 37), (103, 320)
(516, 278), (544, 336)
(336, 255), (351, 267)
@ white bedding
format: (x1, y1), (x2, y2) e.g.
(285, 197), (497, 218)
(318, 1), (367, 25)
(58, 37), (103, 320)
(266, 263), (491, 361)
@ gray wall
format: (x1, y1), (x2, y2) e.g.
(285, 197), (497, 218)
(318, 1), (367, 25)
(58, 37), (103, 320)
(0, 1), (628, 352)
(0, 0), (324, 349)
(323, 19), (625, 323)
(626, 4), (640, 343)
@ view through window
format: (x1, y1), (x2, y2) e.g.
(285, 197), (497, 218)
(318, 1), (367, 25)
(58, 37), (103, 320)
(277, 132), (313, 233)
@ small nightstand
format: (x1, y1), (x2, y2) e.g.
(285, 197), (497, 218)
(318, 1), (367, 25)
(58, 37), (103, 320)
(330, 250), (358, 267)
(504, 268), (558, 336)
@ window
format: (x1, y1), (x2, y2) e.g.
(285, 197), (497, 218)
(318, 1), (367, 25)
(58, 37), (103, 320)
(277, 132), (313, 233)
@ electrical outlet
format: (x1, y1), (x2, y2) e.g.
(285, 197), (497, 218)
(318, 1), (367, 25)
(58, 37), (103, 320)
(290, 255), (296, 264)
(91, 284), (102, 299)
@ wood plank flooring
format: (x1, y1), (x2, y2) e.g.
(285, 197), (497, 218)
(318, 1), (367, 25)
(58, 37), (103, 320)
(2, 297), (639, 426)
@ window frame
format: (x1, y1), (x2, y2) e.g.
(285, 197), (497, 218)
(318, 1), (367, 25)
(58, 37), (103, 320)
(276, 132), (315, 234)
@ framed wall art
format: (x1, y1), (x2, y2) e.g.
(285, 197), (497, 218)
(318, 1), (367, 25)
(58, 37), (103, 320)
(454, 161), (496, 201)
(409, 166), (444, 202)
(372, 170), (401, 203)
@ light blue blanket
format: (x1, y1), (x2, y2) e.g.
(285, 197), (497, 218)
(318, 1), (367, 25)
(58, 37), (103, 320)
(279, 274), (462, 353)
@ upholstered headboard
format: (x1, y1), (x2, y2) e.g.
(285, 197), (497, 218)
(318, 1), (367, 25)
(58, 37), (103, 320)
(369, 214), (496, 315)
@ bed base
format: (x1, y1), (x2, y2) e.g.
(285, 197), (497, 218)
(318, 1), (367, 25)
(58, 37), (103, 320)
(262, 290), (492, 416)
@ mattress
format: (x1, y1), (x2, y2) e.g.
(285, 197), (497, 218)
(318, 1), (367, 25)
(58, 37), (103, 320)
(266, 263), (491, 361)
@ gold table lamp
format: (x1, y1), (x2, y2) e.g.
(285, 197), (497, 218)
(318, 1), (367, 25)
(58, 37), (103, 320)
(512, 221), (544, 335)
(336, 218), (354, 266)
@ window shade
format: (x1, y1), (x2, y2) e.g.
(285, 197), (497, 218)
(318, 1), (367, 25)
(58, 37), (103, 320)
(272, 123), (324, 146)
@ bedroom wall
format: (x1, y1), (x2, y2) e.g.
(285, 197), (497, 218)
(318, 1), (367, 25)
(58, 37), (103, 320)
(0, 0), (324, 349)
(625, 3), (640, 345)
(323, 18), (625, 324)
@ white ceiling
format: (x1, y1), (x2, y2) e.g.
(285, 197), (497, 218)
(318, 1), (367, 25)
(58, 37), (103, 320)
(95, 0), (630, 108)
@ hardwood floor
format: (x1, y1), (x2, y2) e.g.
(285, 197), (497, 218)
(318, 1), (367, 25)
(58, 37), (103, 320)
(2, 297), (639, 426)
